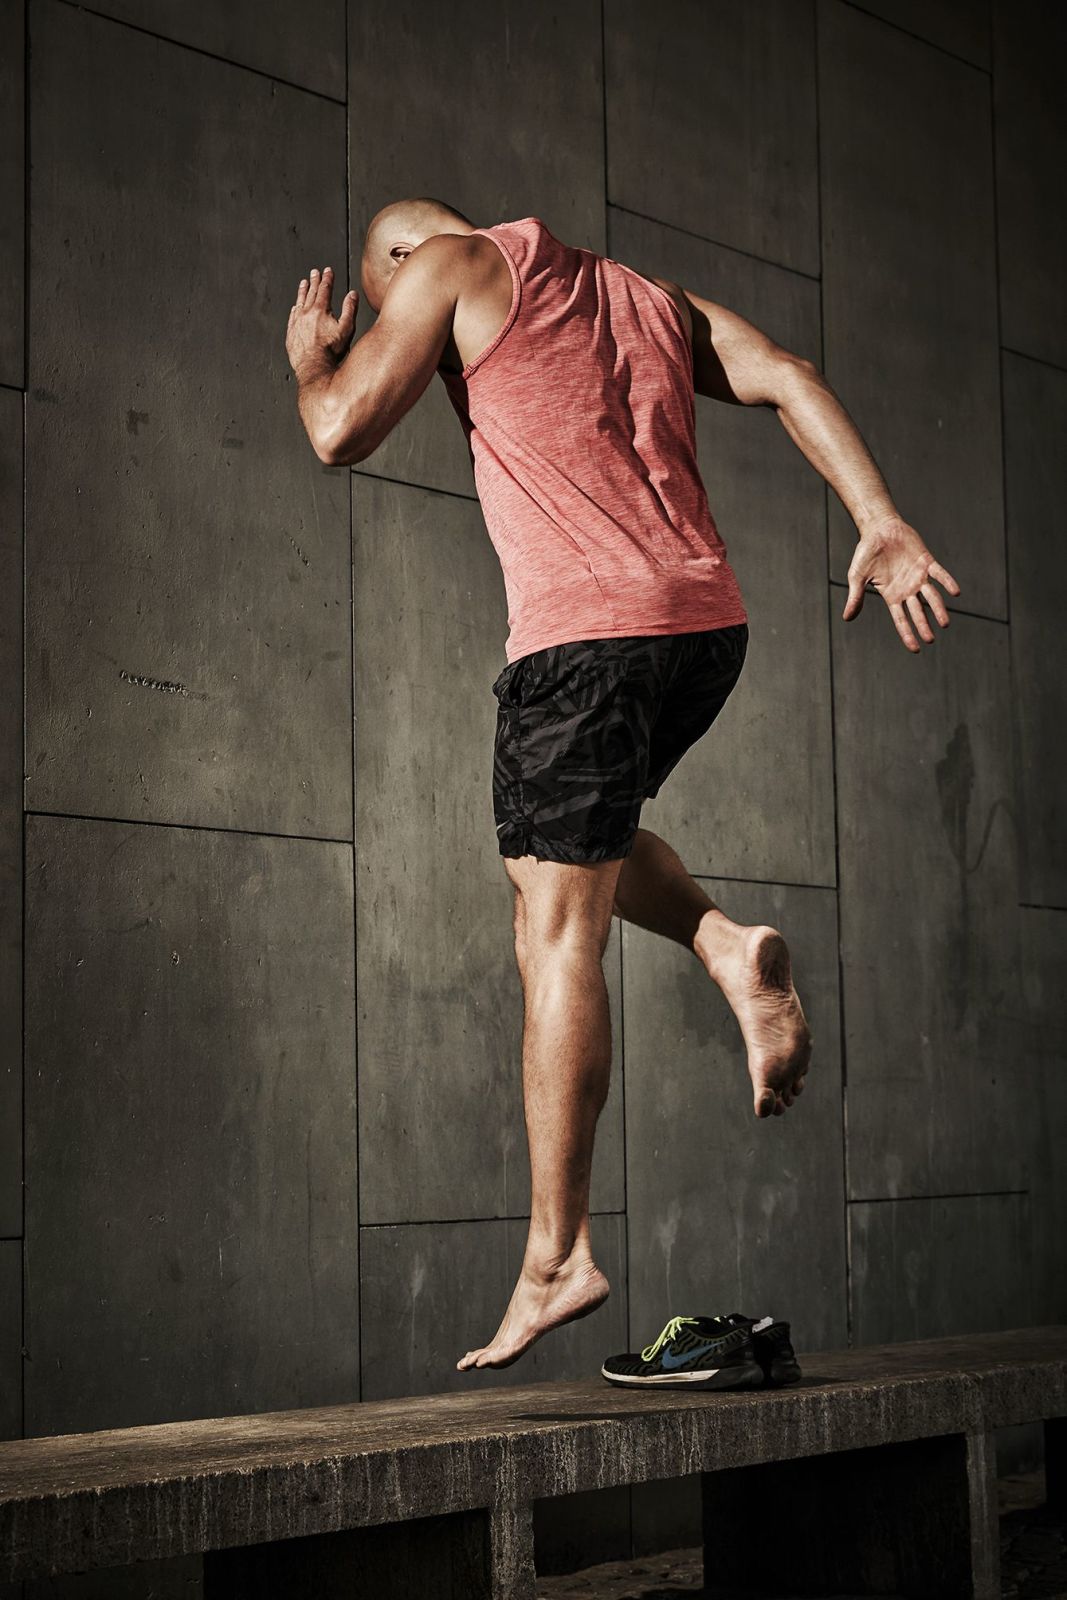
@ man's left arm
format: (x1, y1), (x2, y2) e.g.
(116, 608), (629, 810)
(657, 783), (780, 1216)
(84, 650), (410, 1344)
(677, 281), (962, 654)
(285, 237), (460, 466)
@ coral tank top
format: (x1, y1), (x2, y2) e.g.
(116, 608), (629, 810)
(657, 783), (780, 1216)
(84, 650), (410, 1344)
(438, 217), (748, 664)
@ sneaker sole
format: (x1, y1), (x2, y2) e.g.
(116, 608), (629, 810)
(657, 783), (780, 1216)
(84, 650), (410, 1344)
(767, 1356), (803, 1386)
(600, 1358), (765, 1391)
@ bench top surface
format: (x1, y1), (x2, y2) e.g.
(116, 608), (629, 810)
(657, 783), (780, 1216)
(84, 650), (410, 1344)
(2, 1325), (1065, 1501)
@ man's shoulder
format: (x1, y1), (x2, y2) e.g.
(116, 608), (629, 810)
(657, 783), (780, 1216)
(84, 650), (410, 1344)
(630, 268), (693, 341)
(408, 229), (503, 287)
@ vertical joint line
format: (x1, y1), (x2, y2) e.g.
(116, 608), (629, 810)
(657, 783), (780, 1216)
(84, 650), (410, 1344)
(814, 0), (853, 1349)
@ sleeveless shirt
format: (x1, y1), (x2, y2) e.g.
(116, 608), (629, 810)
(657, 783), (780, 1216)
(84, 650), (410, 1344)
(438, 217), (748, 664)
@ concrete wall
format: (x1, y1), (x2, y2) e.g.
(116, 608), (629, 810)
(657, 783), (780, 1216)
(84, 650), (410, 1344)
(0, 0), (1063, 1590)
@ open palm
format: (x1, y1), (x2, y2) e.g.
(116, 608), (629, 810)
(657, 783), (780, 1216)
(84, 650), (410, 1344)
(843, 515), (961, 652)
(285, 265), (359, 375)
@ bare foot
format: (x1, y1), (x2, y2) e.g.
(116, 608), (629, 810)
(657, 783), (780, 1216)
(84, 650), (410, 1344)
(703, 924), (813, 1119)
(457, 1249), (610, 1370)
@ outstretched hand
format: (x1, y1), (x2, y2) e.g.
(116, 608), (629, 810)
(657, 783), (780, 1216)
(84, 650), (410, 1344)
(842, 514), (961, 652)
(285, 265), (359, 378)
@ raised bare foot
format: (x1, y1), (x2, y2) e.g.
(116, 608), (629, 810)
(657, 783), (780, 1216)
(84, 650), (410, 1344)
(457, 1249), (610, 1370)
(703, 924), (813, 1119)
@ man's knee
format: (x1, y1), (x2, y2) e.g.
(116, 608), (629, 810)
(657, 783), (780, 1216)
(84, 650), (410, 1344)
(504, 853), (621, 951)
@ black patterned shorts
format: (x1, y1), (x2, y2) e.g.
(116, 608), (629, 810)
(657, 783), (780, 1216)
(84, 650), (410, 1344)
(490, 622), (749, 864)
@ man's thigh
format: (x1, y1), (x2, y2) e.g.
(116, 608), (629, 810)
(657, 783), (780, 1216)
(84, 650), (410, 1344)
(490, 636), (667, 865)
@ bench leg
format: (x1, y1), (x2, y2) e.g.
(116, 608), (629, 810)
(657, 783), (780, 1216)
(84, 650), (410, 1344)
(490, 1495), (537, 1600)
(701, 1429), (999, 1599)
(203, 1499), (536, 1600)
(1046, 1416), (1067, 1507)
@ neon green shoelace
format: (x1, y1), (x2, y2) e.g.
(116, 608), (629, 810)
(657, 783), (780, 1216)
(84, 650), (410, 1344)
(641, 1314), (700, 1363)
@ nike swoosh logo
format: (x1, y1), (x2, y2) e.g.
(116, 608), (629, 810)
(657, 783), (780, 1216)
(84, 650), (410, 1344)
(660, 1340), (725, 1370)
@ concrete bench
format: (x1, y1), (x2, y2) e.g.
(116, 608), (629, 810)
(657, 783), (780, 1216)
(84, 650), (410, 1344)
(1, 1326), (1065, 1599)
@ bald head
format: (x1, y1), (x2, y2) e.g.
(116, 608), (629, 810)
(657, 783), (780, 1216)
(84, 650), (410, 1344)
(360, 197), (476, 311)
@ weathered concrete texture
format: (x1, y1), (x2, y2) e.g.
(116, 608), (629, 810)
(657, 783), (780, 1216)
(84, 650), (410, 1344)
(358, 1214), (628, 1401)
(856, 0), (991, 66)
(22, 814), (359, 1438)
(849, 1192), (1033, 1347)
(1002, 352), (1067, 906)
(623, 881), (846, 1356)
(25, 1), (352, 838)
(0, 386), (21, 1240)
(0, 0), (24, 389)
(352, 475), (625, 1223)
(348, 0), (605, 498)
(1018, 907), (1067, 1325)
(606, 210), (834, 890)
(702, 1429), (999, 1599)
(969, 1427), (1005, 1599)
(0, 1241), (19, 1443)
(820, 0), (1004, 621)
(994, 0), (1067, 370)
(605, 0), (818, 276)
(2, 1328), (1065, 1585)
(84, 0), (345, 99)
(834, 610), (1027, 1200)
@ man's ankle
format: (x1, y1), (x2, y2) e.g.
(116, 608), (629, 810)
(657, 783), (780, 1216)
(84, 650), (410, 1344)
(522, 1233), (593, 1281)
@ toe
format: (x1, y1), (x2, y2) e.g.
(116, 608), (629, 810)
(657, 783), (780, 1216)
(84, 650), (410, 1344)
(756, 1089), (776, 1118)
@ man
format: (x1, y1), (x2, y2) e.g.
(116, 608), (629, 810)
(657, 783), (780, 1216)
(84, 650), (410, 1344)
(285, 197), (960, 1374)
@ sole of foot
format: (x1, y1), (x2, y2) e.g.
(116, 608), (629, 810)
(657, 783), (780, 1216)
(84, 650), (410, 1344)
(457, 1259), (610, 1371)
(714, 924), (813, 1118)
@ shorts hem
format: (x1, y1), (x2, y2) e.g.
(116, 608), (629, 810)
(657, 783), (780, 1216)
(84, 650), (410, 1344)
(497, 831), (636, 865)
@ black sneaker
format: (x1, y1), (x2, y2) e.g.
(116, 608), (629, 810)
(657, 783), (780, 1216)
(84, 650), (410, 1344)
(601, 1314), (764, 1391)
(723, 1312), (802, 1386)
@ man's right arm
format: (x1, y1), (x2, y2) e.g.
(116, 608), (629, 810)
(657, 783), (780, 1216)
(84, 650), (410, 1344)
(676, 284), (961, 654)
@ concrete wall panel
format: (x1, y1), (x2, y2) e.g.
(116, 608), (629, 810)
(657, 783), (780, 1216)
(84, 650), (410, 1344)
(0, 1240), (19, 1442)
(607, 210), (834, 889)
(23, 814), (358, 1437)
(1002, 351), (1067, 906)
(835, 612), (1026, 1201)
(623, 881), (846, 1356)
(25, 1), (351, 838)
(850, 1192), (1032, 1345)
(0, 0), (24, 389)
(359, 1213), (627, 1400)
(857, 0), (991, 66)
(994, 0), (1067, 368)
(353, 475), (625, 1224)
(605, 0), (819, 276)
(0, 388), (21, 1238)
(1019, 906), (1067, 1323)
(85, 0), (345, 98)
(820, 0), (1004, 620)
(348, 0), (605, 497)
